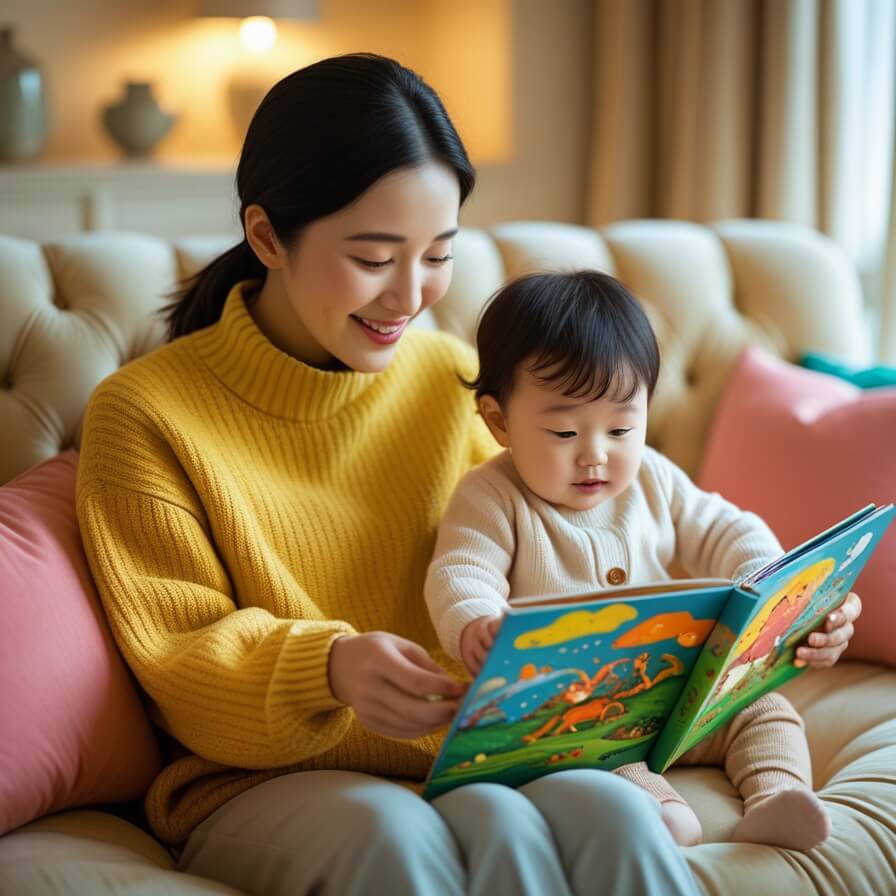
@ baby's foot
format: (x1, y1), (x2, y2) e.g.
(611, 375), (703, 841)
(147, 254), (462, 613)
(661, 800), (703, 846)
(732, 787), (831, 851)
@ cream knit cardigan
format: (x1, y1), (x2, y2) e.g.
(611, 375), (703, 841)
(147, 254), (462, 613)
(425, 446), (783, 662)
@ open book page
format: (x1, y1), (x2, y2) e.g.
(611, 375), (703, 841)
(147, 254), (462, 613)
(647, 587), (765, 772)
(738, 504), (879, 587)
(423, 583), (734, 800)
(652, 503), (896, 771)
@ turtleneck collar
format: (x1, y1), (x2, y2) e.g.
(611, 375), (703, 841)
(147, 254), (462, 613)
(196, 281), (379, 421)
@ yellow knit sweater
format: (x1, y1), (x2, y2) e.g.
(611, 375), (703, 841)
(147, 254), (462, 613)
(76, 282), (496, 847)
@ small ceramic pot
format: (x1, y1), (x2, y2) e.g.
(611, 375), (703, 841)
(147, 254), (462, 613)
(102, 81), (176, 157)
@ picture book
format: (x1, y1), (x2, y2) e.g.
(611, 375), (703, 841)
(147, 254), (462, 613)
(423, 503), (895, 800)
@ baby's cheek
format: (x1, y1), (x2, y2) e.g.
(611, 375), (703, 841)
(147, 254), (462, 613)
(616, 453), (642, 492)
(550, 453), (573, 493)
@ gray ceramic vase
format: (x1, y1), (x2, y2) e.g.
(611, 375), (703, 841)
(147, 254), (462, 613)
(0, 26), (49, 163)
(102, 81), (176, 158)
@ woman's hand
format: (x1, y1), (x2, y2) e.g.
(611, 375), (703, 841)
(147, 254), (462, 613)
(460, 614), (504, 677)
(328, 632), (467, 739)
(794, 592), (862, 669)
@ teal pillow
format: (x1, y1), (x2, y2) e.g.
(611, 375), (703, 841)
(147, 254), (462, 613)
(799, 352), (896, 389)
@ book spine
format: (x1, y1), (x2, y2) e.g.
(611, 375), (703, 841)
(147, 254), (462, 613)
(646, 588), (757, 773)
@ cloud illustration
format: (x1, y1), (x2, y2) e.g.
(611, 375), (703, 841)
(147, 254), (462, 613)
(514, 604), (637, 649)
(839, 532), (873, 571)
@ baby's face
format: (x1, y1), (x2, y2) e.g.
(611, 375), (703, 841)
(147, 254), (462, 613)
(483, 365), (648, 512)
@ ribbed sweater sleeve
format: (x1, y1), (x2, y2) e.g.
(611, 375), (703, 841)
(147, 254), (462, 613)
(424, 466), (516, 662)
(650, 450), (783, 582)
(77, 385), (356, 770)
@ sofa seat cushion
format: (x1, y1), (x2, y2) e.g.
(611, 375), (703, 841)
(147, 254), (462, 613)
(1, 664), (890, 896)
(0, 810), (244, 895)
(672, 661), (896, 894)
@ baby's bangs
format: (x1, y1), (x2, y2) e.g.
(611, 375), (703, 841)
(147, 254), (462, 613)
(528, 354), (643, 404)
(527, 320), (647, 403)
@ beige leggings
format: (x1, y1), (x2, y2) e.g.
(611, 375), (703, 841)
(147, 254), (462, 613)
(616, 692), (812, 812)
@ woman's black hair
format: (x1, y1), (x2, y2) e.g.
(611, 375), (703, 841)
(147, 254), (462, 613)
(464, 269), (661, 406)
(163, 53), (475, 341)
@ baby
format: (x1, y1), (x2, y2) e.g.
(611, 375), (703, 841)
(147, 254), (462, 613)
(425, 270), (833, 851)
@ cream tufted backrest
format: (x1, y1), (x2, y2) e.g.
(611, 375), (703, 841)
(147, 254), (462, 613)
(0, 220), (868, 485)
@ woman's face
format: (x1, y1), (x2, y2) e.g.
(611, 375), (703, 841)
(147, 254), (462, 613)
(248, 161), (461, 372)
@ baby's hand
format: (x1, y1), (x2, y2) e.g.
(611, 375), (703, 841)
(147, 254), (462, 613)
(794, 592), (862, 669)
(460, 614), (504, 678)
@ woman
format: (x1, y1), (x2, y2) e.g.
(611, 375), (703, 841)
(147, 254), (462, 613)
(76, 54), (700, 895)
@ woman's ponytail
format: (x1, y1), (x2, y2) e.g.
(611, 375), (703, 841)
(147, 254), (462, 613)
(163, 239), (266, 342)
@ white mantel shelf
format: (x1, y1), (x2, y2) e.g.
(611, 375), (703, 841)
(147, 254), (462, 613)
(0, 160), (242, 241)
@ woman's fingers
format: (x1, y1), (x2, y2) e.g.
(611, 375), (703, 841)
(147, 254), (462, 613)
(331, 632), (468, 738)
(365, 686), (460, 735)
(397, 639), (450, 674)
(383, 641), (465, 700)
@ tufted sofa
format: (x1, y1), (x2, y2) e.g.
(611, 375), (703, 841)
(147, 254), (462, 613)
(0, 220), (893, 895)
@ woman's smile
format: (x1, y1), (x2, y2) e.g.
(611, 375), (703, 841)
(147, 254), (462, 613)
(351, 314), (410, 344)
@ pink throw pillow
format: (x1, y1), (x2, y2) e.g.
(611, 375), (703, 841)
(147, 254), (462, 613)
(0, 451), (160, 835)
(697, 347), (896, 667)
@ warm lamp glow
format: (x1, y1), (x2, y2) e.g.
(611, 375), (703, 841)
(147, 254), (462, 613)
(193, 0), (511, 165)
(239, 16), (277, 52)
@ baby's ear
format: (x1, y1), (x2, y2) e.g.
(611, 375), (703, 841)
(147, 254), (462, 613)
(478, 395), (511, 448)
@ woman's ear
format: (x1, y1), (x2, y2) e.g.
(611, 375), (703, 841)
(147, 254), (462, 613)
(478, 395), (511, 448)
(244, 204), (287, 270)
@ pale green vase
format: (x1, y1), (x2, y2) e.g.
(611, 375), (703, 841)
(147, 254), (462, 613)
(0, 26), (49, 163)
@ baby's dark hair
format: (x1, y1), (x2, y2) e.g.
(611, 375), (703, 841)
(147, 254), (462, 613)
(464, 269), (660, 406)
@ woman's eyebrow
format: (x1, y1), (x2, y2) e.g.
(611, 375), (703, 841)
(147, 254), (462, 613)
(344, 228), (458, 243)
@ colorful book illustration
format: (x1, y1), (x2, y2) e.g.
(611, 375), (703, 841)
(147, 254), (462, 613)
(423, 503), (895, 800)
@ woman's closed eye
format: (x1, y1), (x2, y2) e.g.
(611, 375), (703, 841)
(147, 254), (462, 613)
(351, 256), (392, 269)
(350, 253), (454, 270)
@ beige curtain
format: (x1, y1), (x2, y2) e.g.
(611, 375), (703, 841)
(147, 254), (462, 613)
(883, 123), (896, 362)
(587, 0), (896, 362)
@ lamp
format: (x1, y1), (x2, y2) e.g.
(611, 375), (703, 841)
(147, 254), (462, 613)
(195, 1), (318, 138)
(197, 1), (317, 51)
(193, 0), (512, 165)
